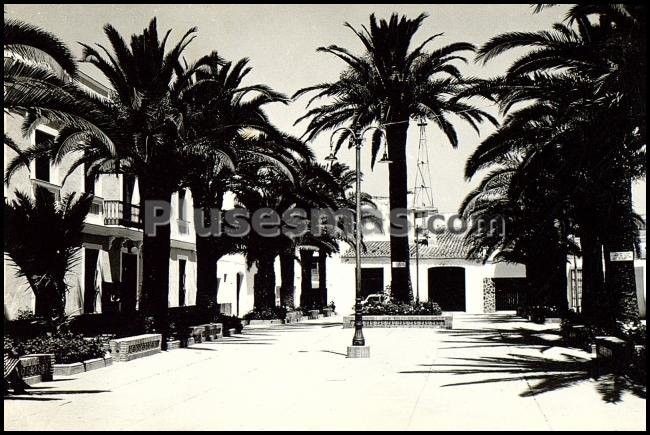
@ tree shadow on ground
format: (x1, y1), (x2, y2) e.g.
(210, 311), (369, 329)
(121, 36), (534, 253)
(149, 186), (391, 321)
(436, 327), (565, 352)
(458, 314), (532, 325)
(401, 353), (646, 404)
(4, 388), (110, 401)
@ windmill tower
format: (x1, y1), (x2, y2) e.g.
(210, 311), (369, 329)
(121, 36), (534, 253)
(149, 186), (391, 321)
(410, 119), (438, 302)
(411, 119), (438, 226)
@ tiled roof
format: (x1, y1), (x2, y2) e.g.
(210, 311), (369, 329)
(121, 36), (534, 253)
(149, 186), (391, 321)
(342, 232), (468, 260)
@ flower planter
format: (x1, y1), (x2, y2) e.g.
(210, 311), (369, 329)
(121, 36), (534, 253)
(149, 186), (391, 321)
(167, 339), (182, 350)
(342, 315), (453, 329)
(285, 311), (303, 323)
(245, 319), (284, 326)
(53, 354), (113, 377)
(563, 325), (592, 352)
(18, 353), (55, 385)
(109, 333), (162, 362)
(53, 362), (85, 376)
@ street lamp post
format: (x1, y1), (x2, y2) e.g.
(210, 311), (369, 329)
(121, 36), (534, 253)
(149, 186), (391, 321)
(327, 126), (390, 358)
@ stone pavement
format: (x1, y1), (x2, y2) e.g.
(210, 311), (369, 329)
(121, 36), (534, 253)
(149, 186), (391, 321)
(4, 314), (646, 430)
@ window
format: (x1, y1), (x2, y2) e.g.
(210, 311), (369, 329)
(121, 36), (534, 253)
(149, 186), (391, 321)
(84, 165), (95, 195)
(570, 268), (583, 313)
(178, 189), (187, 221)
(179, 259), (187, 307)
(34, 131), (53, 182)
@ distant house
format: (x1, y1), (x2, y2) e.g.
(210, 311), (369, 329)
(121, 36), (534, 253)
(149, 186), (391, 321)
(323, 196), (527, 314)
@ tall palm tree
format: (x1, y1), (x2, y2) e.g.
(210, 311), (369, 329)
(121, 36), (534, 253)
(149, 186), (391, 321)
(4, 187), (93, 322)
(474, 7), (646, 323)
(4, 18), (198, 345)
(293, 13), (496, 303)
(176, 53), (311, 311)
(3, 15), (78, 157)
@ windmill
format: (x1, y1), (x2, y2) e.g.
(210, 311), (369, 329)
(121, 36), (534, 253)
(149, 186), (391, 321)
(411, 119), (438, 302)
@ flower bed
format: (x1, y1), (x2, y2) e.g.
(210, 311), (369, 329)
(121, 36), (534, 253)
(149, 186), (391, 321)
(243, 307), (288, 322)
(361, 301), (442, 316)
(342, 315), (452, 329)
(5, 333), (106, 364)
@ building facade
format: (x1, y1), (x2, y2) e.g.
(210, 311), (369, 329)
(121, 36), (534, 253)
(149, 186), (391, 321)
(3, 72), (258, 320)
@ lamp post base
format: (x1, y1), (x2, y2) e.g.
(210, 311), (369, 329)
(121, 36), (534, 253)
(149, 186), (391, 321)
(347, 345), (370, 358)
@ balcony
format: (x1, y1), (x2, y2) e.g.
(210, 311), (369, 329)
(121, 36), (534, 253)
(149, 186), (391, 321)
(104, 200), (141, 228)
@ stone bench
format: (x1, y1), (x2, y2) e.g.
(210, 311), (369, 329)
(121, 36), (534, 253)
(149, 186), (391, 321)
(308, 309), (320, 320)
(197, 323), (223, 341)
(187, 326), (206, 344)
(285, 311), (303, 324)
(342, 315), (453, 329)
(109, 334), (162, 362)
(18, 353), (54, 385)
(594, 336), (634, 373)
(322, 308), (335, 317)
(563, 325), (592, 351)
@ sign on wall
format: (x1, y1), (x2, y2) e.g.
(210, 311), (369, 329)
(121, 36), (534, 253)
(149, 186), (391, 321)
(609, 251), (634, 262)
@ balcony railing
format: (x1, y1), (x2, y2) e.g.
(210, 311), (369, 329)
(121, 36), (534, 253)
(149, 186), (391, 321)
(104, 200), (141, 228)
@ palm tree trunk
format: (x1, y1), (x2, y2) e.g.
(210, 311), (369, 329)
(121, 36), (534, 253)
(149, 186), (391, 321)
(279, 248), (296, 308)
(318, 249), (327, 308)
(579, 226), (606, 325)
(603, 175), (639, 324)
(195, 229), (218, 310)
(386, 121), (412, 303)
(254, 254), (277, 310)
(139, 181), (172, 349)
(33, 280), (65, 322)
(299, 249), (314, 308)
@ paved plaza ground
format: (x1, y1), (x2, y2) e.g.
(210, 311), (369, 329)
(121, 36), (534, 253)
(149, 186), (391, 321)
(4, 313), (646, 430)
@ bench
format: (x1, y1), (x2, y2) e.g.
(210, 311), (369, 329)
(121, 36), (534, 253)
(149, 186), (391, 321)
(285, 311), (303, 324)
(308, 309), (320, 320)
(187, 326), (206, 343)
(18, 353), (55, 384)
(595, 336), (633, 373)
(322, 308), (335, 317)
(198, 323), (223, 341)
(109, 334), (162, 362)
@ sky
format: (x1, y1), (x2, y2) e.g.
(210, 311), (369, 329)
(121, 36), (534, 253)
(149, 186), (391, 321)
(6, 3), (646, 215)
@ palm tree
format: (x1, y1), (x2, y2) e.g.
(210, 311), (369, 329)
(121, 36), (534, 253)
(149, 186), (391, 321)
(4, 187), (93, 323)
(4, 18), (198, 344)
(3, 15), (77, 157)
(474, 7), (646, 323)
(293, 13), (496, 303)
(176, 53), (311, 311)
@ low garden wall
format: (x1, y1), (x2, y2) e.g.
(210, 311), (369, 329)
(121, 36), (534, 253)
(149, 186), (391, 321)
(18, 353), (54, 385)
(109, 333), (162, 362)
(342, 315), (453, 329)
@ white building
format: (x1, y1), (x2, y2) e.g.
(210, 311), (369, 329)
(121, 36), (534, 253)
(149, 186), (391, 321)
(3, 71), (257, 320)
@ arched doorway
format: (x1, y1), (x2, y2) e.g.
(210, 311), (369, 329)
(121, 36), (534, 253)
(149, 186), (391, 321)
(428, 267), (466, 311)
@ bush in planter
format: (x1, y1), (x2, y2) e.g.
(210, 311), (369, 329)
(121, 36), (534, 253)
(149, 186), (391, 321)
(9, 333), (106, 364)
(243, 306), (288, 321)
(216, 314), (244, 334)
(361, 301), (442, 316)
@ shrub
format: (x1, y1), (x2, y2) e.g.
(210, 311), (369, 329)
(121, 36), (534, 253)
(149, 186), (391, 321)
(167, 307), (244, 339)
(243, 306), (288, 321)
(617, 321), (646, 346)
(217, 314), (244, 334)
(7, 333), (106, 364)
(68, 312), (147, 338)
(361, 301), (442, 316)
